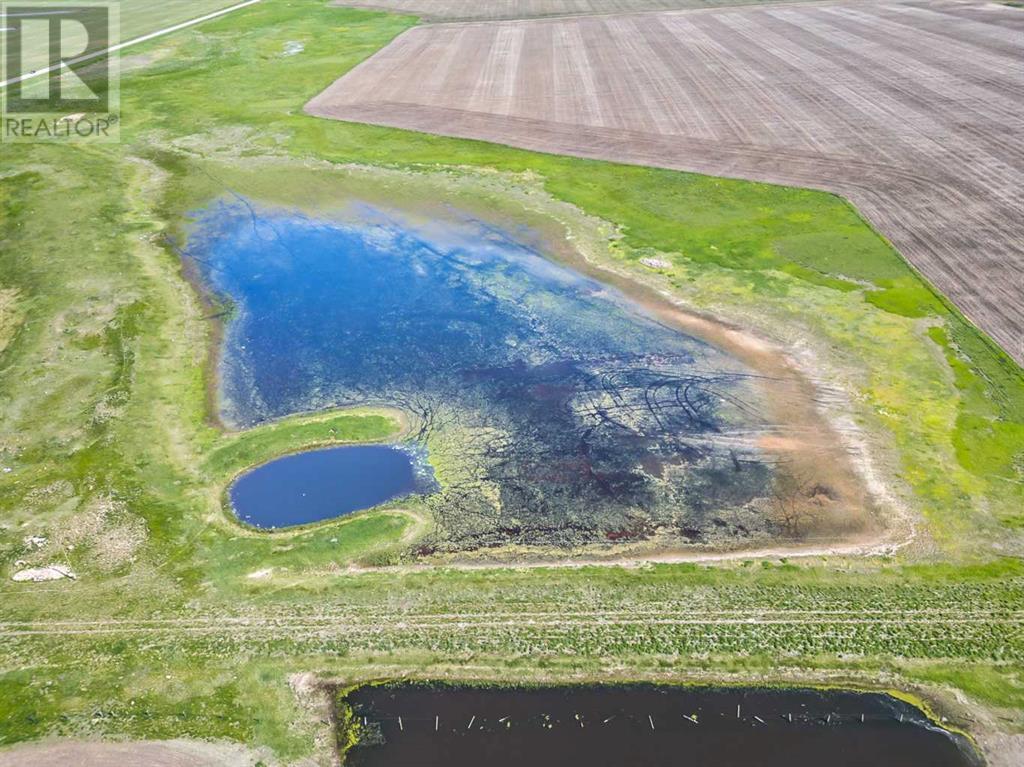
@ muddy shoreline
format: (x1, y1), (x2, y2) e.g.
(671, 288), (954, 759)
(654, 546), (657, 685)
(172, 157), (900, 559)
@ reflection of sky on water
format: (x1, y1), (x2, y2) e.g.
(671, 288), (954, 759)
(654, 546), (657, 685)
(230, 445), (436, 529)
(186, 199), (774, 549)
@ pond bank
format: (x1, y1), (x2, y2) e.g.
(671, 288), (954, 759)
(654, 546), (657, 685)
(336, 682), (981, 767)
(179, 174), (887, 556)
(229, 444), (436, 529)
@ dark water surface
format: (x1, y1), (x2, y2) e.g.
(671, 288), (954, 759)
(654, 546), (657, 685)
(187, 200), (776, 547)
(343, 684), (978, 767)
(230, 446), (433, 529)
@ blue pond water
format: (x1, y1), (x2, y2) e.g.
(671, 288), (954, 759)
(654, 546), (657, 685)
(186, 200), (772, 546)
(230, 445), (434, 529)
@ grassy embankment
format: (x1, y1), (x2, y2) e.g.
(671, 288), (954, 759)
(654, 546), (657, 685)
(1, 0), (1022, 760)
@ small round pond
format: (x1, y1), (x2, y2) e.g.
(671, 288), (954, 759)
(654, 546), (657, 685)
(229, 445), (435, 529)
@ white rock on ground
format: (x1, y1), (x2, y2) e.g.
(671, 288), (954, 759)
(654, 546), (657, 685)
(12, 565), (76, 582)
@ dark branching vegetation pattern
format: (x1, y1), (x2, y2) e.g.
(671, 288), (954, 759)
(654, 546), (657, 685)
(185, 201), (777, 550)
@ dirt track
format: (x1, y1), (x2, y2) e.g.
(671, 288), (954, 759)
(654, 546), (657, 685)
(332, 0), (821, 21)
(308, 0), (1024, 363)
(0, 740), (269, 767)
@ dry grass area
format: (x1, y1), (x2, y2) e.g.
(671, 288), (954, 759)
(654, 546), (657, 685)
(308, 0), (1024, 363)
(331, 0), (817, 21)
(0, 288), (19, 356)
(0, 740), (270, 767)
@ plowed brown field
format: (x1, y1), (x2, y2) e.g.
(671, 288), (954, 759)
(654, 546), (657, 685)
(309, 0), (1024, 363)
(332, 0), (820, 21)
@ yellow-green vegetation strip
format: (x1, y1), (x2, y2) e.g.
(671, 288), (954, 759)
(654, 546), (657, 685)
(202, 408), (403, 480)
(2, 561), (1022, 756)
(0, 0), (1021, 760)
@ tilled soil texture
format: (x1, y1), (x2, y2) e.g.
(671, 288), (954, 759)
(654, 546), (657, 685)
(308, 0), (1024, 364)
(331, 0), (822, 22)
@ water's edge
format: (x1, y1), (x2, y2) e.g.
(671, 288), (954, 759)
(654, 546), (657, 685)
(227, 443), (437, 530)
(333, 682), (983, 767)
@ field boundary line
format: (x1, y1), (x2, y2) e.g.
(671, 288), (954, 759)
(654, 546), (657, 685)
(337, 0), (865, 27)
(0, 0), (262, 90)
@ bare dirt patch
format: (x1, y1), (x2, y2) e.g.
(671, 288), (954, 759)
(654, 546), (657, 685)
(0, 739), (277, 767)
(0, 287), (21, 356)
(14, 496), (148, 576)
(11, 565), (75, 583)
(309, 0), (1024, 363)
(978, 731), (1024, 767)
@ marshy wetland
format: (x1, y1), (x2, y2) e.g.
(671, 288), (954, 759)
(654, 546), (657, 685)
(339, 683), (979, 767)
(185, 195), (877, 552)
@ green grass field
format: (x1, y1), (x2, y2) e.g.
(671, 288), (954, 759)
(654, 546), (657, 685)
(2, 1), (247, 78)
(1, 0), (1022, 761)
(109, 0), (248, 40)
